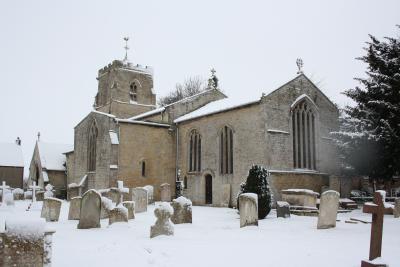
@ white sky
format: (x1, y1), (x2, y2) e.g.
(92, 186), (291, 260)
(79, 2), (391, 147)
(0, 0), (399, 174)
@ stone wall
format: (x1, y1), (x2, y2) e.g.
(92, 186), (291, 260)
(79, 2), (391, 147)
(177, 103), (265, 206)
(72, 112), (118, 190)
(0, 166), (23, 188)
(117, 122), (176, 200)
(47, 170), (67, 198)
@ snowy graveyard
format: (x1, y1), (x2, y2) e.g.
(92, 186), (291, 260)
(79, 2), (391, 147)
(1, 199), (399, 267)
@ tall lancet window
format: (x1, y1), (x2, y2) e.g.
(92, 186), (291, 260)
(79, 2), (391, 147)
(292, 98), (317, 170)
(189, 129), (201, 172)
(88, 121), (98, 172)
(220, 126), (233, 174)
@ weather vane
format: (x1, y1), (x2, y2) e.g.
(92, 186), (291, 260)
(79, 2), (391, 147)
(123, 37), (130, 62)
(296, 58), (304, 74)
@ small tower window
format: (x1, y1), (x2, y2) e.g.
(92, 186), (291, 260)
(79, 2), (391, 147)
(130, 82), (138, 102)
(184, 176), (188, 189)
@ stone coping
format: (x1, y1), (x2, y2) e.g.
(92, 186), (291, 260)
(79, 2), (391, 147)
(281, 189), (320, 197)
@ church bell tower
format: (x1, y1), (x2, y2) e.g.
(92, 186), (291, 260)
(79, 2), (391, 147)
(94, 37), (156, 119)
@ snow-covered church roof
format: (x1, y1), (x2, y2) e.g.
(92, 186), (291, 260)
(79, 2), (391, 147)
(37, 142), (73, 171)
(174, 95), (260, 123)
(0, 142), (24, 168)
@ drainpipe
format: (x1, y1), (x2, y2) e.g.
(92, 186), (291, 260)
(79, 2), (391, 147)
(175, 124), (179, 181)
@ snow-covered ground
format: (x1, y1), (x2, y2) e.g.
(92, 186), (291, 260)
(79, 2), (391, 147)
(1, 201), (399, 267)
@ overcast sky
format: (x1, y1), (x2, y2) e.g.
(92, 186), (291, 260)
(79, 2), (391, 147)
(0, 0), (399, 174)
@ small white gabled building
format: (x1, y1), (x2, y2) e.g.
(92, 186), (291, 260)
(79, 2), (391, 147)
(28, 139), (73, 199)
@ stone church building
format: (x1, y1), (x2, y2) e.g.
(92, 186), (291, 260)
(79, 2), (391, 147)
(66, 54), (339, 206)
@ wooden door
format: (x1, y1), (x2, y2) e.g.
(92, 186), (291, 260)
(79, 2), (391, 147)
(205, 174), (212, 204)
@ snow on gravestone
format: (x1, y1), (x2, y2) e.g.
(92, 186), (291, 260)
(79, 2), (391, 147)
(78, 190), (101, 229)
(101, 196), (114, 219)
(160, 183), (171, 202)
(143, 185), (154, 204)
(394, 199), (400, 219)
(122, 201), (135, 220)
(317, 190), (340, 229)
(277, 201), (290, 218)
(44, 184), (54, 198)
(108, 204), (129, 225)
(239, 193), (258, 228)
(41, 197), (62, 222)
(108, 188), (121, 204)
(0, 218), (55, 267)
(150, 202), (174, 238)
(3, 190), (15, 206)
(68, 196), (82, 220)
(13, 188), (24, 200)
(171, 196), (192, 224)
(132, 187), (148, 213)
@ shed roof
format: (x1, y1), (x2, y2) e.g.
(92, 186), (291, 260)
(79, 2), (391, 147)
(0, 142), (24, 168)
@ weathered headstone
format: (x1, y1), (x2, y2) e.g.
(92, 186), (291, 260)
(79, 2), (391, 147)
(239, 193), (258, 228)
(41, 197), (62, 222)
(122, 201), (135, 220)
(68, 196), (82, 220)
(36, 191), (45, 201)
(132, 187), (148, 213)
(394, 198), (400, 218)
(78, 189), (101, 229)
(108, 188), (121, 204)
(317, 190), (339, 229)
(221, 184), (231, 207)
(143, 185), (154, 204)
(0, 218), (55, 267)
(13, 188), (24, 200)
(160, 183), (171, 202)
(150, 202), (174, 238)
(277, 201), (290, 218)
(109, 205), (129, 225)
(101, 196), (114, 219)
(3, 190), (15, 206)
(171, 196), (192, 224)
(0, 181), (10, 206)
(361, 191), (388, 267)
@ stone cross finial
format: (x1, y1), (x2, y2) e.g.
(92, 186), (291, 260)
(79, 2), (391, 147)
(123, 37), (130, 62)
(296, 58), (304, 74)
(37, 132), (41, 141)
(1, 181), (10, 206)
(208, 68), (218, 89)
(361, 191), (388, 267)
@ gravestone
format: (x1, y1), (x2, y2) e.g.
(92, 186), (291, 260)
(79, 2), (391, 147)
(221, 184), (231, 207)
(239, 193), (258, 228)
(150, 202), (174, 238)
(68, 196), (82, 220)
(143, 185), (154, 204)
(160, 183), (171, 202)
(29, 181), (41, 203)
(361, 191), (388, 267)
(108, 188), (121, 204)
(101, 196), (114, 219)
(13, 188), (24, 200)
(41, 197), (62, 222)
(78, 189), (101, 229)
(122, 201), (135, 219)
(117, 181), (129, 204)
(0, 181), (10, 205)
(171, 196), (192, 224)
(36, 191), (45, 201)
(3, 190), (15, 206)
(394, 198), (400, 218)
(281, 189), (319, 208)
(277, 201), (290, 218)
(132, 187), (148, 213)
(0, 218), (55, 267)
(109, 205), (129, 225)
(317, 190), (339, 229)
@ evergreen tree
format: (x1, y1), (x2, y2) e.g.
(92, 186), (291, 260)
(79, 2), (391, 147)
(237, 165), (272, 219)
(334, 27), (400, 184)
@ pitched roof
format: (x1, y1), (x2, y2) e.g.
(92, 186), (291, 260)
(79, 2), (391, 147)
(37, 142), (73, 171)
(174, 95), (260, 123)
(0, 143), (24, 168)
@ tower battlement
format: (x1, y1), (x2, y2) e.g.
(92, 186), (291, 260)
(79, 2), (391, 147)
(98, 60), (153, 77)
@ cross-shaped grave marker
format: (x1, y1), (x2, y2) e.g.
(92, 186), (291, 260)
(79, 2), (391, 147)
(117, 180), (128, 204)
(361, 191), (388, 267)
(29, 181), (42, 203)
(0, 181), (10, 206)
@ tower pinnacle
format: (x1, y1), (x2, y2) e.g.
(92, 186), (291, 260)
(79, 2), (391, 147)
(296, 58), (304, 74)
(123, 37), (130, 63)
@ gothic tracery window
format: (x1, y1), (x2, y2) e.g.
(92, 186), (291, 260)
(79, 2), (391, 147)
(220, 126), (233, 174)
(189, 129), (201, 172)
(88, 121), (98, 172)
(292, 99), (316, 170)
